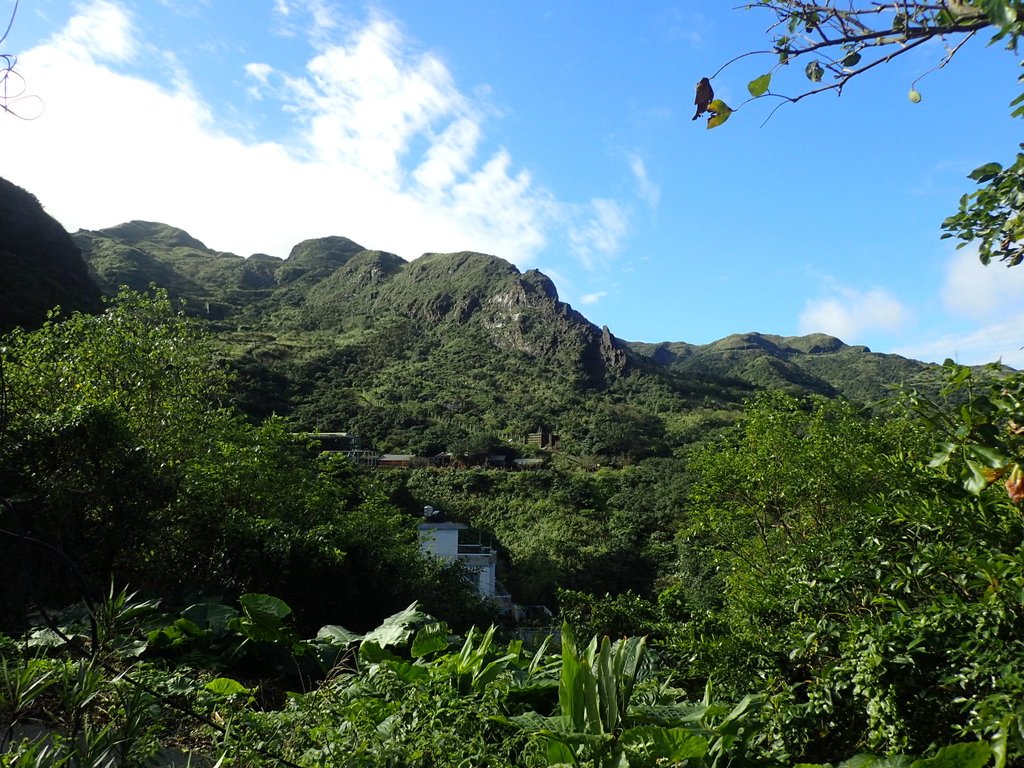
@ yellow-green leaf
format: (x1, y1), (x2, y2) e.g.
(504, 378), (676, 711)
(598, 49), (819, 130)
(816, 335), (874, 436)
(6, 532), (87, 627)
(706, 100), (733, 129)
(205, 677), (251, 697)
(747, 73), (771, 97)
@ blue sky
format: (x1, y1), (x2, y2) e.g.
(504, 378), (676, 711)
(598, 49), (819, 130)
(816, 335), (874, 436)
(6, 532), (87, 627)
(5, 0), (1024, 365)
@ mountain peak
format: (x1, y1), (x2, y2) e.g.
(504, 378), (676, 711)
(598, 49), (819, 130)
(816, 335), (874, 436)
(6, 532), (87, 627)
(97, 221), (210, 251)
(279, 236), (366, 282)
(782, 333), (867, 355)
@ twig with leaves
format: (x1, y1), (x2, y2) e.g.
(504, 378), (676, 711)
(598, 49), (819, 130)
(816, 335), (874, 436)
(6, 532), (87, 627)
(696, 0), (1017, 129)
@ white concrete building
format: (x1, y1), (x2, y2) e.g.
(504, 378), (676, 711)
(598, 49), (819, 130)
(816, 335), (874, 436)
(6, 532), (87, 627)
(417, 508), (510, 608)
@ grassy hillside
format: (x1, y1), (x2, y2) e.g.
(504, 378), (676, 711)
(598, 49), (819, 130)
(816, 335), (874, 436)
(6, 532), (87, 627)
(627, 331), (938, 403)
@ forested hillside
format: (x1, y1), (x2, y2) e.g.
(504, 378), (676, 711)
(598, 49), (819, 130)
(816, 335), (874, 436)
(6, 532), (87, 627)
(61, 215), (941, 461)
(4, 177), (1024, 766)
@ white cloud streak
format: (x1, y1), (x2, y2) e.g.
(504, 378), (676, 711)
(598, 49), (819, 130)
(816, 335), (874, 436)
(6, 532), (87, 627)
(892, 247), (1024, 366)
(567, 199), (629, 270)
(629, 154), (659, 208)
(56, 0), (137, 62)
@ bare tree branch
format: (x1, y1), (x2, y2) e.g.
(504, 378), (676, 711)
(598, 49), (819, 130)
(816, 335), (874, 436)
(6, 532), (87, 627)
(0, 0), (40, 120)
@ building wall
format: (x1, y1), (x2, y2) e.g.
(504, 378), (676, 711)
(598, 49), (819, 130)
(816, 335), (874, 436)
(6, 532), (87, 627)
(418, 525), (462, 559)
(417, 523), (498, 598)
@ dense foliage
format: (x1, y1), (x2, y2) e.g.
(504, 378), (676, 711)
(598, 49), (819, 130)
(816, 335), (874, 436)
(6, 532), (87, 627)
(0, 595), (1003, 768)
(3, 288), (1024, 765)
(0, 290), (486, 633)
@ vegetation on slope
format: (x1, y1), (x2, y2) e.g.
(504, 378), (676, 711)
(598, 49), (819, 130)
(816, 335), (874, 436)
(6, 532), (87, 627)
(2, 284), (1024, 765)
(67, 218), (941, 465)
(0, 178), (102, 333)
(6, 181), (1020, 765)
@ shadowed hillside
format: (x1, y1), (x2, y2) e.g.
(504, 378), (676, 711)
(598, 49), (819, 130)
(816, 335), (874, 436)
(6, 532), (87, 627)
(0, 178), (102, 332)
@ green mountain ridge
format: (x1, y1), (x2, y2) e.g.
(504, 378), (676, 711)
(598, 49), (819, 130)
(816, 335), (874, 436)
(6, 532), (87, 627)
(74, 221), (636, 392)
(0, 178), (941, 457)
(71, 218), (933, 398)
(626, 332), (933, 402)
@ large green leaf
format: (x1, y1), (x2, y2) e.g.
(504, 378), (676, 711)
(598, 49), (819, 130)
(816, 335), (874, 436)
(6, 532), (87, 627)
(233, 594), (296, 644)
(204, 677), (251, 697)
(981, 0), (1018, 27)
(559, 627), (588, 733)
(969, 443), (1009, 469)
(964, 459), (989, 495)
(927, 442), (957, 468)
(383, 659), (430, 683)
(359, 640), (401, 664)
(362, 602), (431, 649)
(239, 593), (291, 623)
(503, 710), (558, 731)
(411, 621), (450, 658)
(628, 703), (706, 725)
(910, 741), (991, 768)
(969, 162), (1003, 182)
(316, 624), (361, 646)
(706, 99), (733, 129)
(181, 602), (239, 636)
(546, 739), (578, 767)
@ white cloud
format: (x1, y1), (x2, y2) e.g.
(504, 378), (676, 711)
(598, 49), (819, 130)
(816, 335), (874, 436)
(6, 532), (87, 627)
(271, 0), (343, 43)
(895, 313), (1024, 368)
(412, 117), (481, 190)
(306, 0), (340, 36)
(942, 245), (1024, 319)
(4, 1), (623, 268)
(244, 62), (273, 99)
(245, 62), (273, 85)
(629, 154), (659, 207)
(579, 291), (607, 306)
(56, 0), (137, 62)
(567, 199), (629, 270)
(798, 286), (909, 342)
(157, 0), (210, 17)
(284, 19), (465, 176)
(877, 247), (1024, 367)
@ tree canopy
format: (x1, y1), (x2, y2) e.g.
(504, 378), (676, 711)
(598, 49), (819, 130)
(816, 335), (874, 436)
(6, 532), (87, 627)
(709, 0), (1024, 267)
